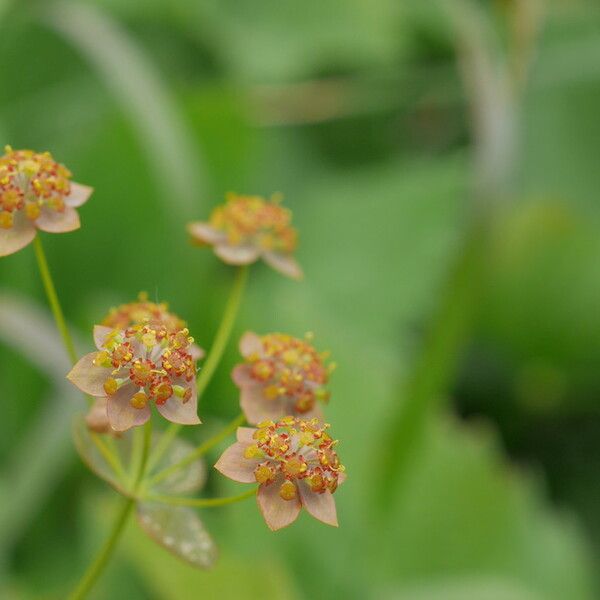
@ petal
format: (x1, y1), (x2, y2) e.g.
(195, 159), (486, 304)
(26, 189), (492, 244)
(93, 325), (113, 349)
(65, 182), (93, 207)
(190, 343), (205, 361)
(298, 482), (338, 527)
(107, 383), (151, 432)
(214, 441), (258, 483)
(0, 213), (36, 257)
(231, 363), (254, 387)
(155, 392), (201, 426)
(187, 221), (226, 245)
(239, 332), (263, 358)
(85, 397), (111, 434)
(236, 427), (256, 444)
(263, 251), (303, 280)
(240, 385), (284, 425)
(36, 206), (80, 233)
(67, 352), (112, 396)
(257, 479), (301, 531)
(214, 243), (260, 265)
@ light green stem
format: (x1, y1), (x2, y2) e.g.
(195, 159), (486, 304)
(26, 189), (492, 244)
(147, 266), (249, 471)
(33, 235), (125, 475)
(68, 421), (152, 600)
(147, 413), (245, 488)
(33, 235), (78, 365)
(146, 487), (256, 508)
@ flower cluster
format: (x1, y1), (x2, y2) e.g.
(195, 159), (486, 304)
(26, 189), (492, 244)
(0, 146), (92, 256)
(68, 323), (200, 432)
(233, 332), (334, 424)
(187, 193), (302, 279)
(216, 417), (345, 530)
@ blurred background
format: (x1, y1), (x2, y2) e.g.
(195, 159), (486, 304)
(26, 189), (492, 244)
(0, 0), (599, 598)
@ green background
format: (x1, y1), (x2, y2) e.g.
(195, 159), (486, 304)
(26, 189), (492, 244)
(1, 1), (600, 598)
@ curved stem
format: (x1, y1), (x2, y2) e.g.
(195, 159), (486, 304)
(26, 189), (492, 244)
(146, 487), (256, 508)
(147, 266), (249, 471)
(68, 421), (152, 600)
(32, 236), (78, 365)
(147, 413), (245, 488)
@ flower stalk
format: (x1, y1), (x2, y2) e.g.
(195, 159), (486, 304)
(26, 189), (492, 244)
(33, 235), (78, 366)
(69, 420), (152, 600)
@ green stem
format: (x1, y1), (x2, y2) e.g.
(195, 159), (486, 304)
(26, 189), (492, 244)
(146, 487), (256, 508)
(147, 266), (249, 470)
(33, 236), (125, 475)
(68, 421), (152, 600)
(147, 413), (245, 488)
(32, 235), (78, 365)
(68, 496), (134, 600)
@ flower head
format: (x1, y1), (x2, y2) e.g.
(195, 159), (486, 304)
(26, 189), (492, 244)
(187, 193), (302, 279)
(0, 146), (93, 257)
(102, 292), (205, 361)
(233, 332), (334, 425)
(215, 417), (345, 530)
(67, 324), (201, 432)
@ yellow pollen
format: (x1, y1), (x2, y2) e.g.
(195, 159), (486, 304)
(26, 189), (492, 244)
(254, 464), (275, 484)
(283, 455), (307, 477)
(130, 391), (148, 409)
(244, 444), (262, 459)
(93, 351), (112, 368)
(25, 202), (40, 220)
(103, 378), (118, 395)
(279, 480), (297, 501)
(0, 211), (13, 229)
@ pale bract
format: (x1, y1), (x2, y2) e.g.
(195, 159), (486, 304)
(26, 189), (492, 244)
(215, 417), (345, 531)
(0, 146), (93, 257)
(187, 193), (303, 279)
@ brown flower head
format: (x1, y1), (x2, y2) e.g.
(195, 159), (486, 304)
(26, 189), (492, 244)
(215, 417), (345, 530)
(232, 332), (334, 425)
(67, 324), (200, 432)
(187, 193), (302, 279)
(0, 146), (92, 256)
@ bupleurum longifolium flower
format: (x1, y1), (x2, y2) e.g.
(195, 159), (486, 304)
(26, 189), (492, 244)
(215, 416), (345, 530)
(233, 331), (334, 424)
(187, 193), (302, 279)
(68, 324), (201, 432)
(0, 146), (92, 256)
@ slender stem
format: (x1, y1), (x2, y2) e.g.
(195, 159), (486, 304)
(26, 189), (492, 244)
(197, 265), (249, 397)
(147, 266), (249, 469)
(147, 413), (245, 488)
(32, 235), (78, 365)
(146, 487), (256, 508)
(33, 236), (126, 475)
(68, 421), (152, 600)
(68, 496), (134, 600)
